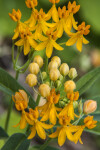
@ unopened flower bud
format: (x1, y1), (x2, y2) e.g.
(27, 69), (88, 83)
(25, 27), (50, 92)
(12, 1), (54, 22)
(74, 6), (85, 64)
(56, 80), (62, 88)
(68, 68), (77, 79)
(83, 100), (97, 114)
(73, 101), (78, 109)
(29, 62), (40, 75)
(26, 74), (37, 87)
(78, 100), (83, 115)
(59, 74), (63, 81)
(64, 80), (76, 93)
(48, 61), (58, 71)
(59, 100), (65, 108)
(45, 81), (50, 86)
(49, 69), (60, 81)
(41, 72), (47, 80)
(51, 56), (61, 67)
(33, 55), (43, 68)
(60, 63), (69, 76)
(39, 84), (50, 97)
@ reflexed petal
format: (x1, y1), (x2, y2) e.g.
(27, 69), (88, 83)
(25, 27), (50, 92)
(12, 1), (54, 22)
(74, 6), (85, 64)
(38, 34), (48, 42)
(27, 127), (36, 139)
(83, 37), (89, 44)
(28, 38), (37, 48)
(13, 122), (20, 128)
(46, 42), (53, 58)
(35, 41), (47, 51)
(72, 16), (78, 30)
(15, 39), (24, 46)
(51, 40), (63, 50)
(36, 122), (46, 139)
(58, 128), (66, 146)
(39, 122), (53, 129)
(40, 108), (50, 121)
(49, 128), (60, 138)
(24, 40), (30, 55)
(20, 112), (27, 129)
(49, 105), (56, 125)
(76, 36), (83, 52)
(66, 14), (72, 31)
(12, 31), (19, 40)
(66, 35), (78, 46)
(52, 5), (59, 22)
(44, 22), (56, 28)
(57, 22), (64, 38)
(41, 21), (49, 34)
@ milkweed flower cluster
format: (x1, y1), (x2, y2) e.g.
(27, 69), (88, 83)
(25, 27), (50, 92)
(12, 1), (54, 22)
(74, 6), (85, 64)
(9, 0), (90, 58)
(12, 55), (97, 146)
(9, 0), (97, 148)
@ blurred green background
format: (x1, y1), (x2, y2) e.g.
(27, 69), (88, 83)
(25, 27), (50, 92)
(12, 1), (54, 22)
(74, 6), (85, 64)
(0, 0), (100, 149)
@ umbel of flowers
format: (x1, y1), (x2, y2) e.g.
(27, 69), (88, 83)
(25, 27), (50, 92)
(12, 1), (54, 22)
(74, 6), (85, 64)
(12, 55), (97, 146)
(9, 0), (97, 148)
(9, 0), (90, 58)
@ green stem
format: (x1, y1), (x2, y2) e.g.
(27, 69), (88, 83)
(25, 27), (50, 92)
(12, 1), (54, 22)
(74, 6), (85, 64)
(11, 42), (15, 64)
(5, 71), (19, 132)
(72, 114), (84, 125)
(40, 138), (52, 150)
(45, 56), (48, 72)
(36, 94), (41, 106)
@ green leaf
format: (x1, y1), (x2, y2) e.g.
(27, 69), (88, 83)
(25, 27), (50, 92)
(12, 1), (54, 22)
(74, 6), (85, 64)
(29, 145), (60, 150)
(76, 67), (100, 96)
(0, 67), (36, 108)
(1, 133), (30, 150)
(0, 127), (8, 139)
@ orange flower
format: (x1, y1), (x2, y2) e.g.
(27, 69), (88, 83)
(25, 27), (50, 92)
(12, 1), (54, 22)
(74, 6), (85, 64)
(66, 22), (90, 52)
(25, 0), (38, 9)
(38, 89), (61, 125)
(9, 9), (21, 22)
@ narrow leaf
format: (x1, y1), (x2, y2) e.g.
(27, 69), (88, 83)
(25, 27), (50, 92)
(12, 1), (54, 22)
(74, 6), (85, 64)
(0, 127), (8, 139)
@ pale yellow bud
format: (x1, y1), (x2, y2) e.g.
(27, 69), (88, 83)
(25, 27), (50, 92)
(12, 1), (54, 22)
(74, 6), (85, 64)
(48, 61), (58, 71)
(83, 100), (97, 114)
(49, 69), (60, 81)
(51, 56), (61, 67)
(29, 62), (40, 75)
(68, 68), (77, 79)
(39, 84), (50, 97)
(64, 80), (76, 93)
(41, 72), (47, 80)
(33, 55), (43, 68)
(26, 74), (37, 87)
(60, 63), (69, 76)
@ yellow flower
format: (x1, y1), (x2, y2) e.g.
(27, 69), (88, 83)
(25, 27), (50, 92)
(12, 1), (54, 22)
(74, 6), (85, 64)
(49, 115), (83, 146)
(37, 89), (61, 124)
(46, 0), (60, 22)
(27, 9), (56, 39)
(25, 108), (53, 140)
(15, 27), (37, 55)
(12, 90), (29, 129)
(66, 22), (90, 52)
(9, 9), (21, 22)
(25, 0), (38, 9)
(59, 91), (79, 120)
(66, 1), (80, 31)
(84, 116), (97, 129)
(35, 29), (63, 58)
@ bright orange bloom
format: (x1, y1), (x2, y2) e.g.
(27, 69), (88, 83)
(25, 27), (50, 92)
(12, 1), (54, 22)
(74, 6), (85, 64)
(9, 9), (21, 22)
(59, 91), (79, 120)
(25, 0), (38, 9)
(66, 22), (90, 52)
(84, 116), (97, 129)
(35, 29), (63, 58)
(12, 90), (29, 129)
(49, 0), (60, 4)
(37, 89), (61, 125)
(15, 27), (37, 55)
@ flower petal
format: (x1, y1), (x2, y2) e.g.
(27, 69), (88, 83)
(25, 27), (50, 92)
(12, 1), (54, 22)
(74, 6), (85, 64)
(76, 36), (83, 52)
(20, 112), (27, 129)
(52, 4), (59, 23)
(35, 41), (47, 51)
(51, 40), (63, 51)
(83, 37), (89, 44)
(49, 104), (57, 125)
(57, 21), (64, 38)
(46, 41), (53, 58)
(39, 122), (53, 129)
(49, 128), (60, 138)
(28, 38), (37, 48)
(27, 126), (36, 139)
(58, 128), (66, 146)
(36, 121), (46, 139)
(66, 35), (78, 46)
(15, 39), (24, 46)
(24, 40), (30, 55)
